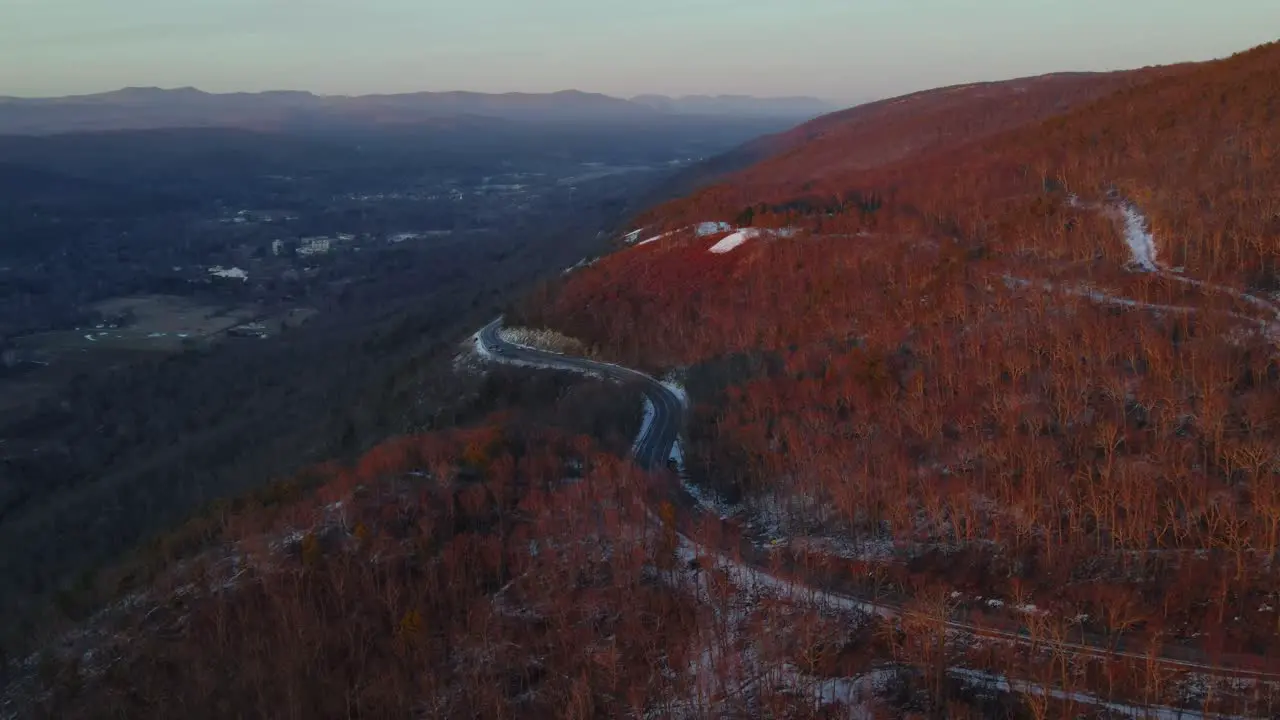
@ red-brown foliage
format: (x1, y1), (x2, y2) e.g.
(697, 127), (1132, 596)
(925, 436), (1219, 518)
(525, 39), (1280, 669)
(25, 421), (710, 719)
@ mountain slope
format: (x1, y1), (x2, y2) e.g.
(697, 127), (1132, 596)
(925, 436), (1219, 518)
(14, 41), (1280, 720)
(626, 69), (1158, 217)
(516, 39), (1280, 707)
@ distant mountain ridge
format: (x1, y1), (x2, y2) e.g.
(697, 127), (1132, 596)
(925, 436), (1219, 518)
(629, 94), (835, 118)
(0, 87), (837, 136)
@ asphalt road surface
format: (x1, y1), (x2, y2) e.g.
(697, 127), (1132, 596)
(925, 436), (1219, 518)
(477, 318), (682, 470)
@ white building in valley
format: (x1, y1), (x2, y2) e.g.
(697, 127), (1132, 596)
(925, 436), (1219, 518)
(208, 265), (249, 281)
(297, 237), (333, 256)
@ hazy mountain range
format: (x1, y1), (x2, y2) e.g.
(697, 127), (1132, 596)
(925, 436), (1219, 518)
(628, 93), (836, 117)
(0, 87), (838, 135)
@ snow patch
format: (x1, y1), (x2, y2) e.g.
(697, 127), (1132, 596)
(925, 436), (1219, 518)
(636, 229), (677, 247)
(633, 396), (656, 455)
(708, 229), (758, 254)
(1120, 204), (1159, 271)
(707, 226), (799, 253)
(633, 223), (797, 252)
(622, 228), (644, 244)
(661, 373), (689, 410)
(669, 438), (686, 474)
(471, 330), (495, 361)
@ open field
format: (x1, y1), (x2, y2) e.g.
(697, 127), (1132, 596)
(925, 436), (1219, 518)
(16, 295), (258, 354)
(2, 296), (318, 413)
(13, 295), (318, 354)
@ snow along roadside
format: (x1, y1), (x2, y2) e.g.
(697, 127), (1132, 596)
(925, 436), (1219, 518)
(634, 396), (657, 455)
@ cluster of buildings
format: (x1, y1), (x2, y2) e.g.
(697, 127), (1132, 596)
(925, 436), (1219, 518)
(274, 234), (357, 258)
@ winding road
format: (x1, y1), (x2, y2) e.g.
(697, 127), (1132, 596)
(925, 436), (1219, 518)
(478, 318), (682, 469)
(475, 318), (1280, 691)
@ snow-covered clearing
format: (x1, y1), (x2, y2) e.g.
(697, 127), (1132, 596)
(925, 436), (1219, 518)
(709, 228), (760, 254)
(638, 221), (736, 247)
(633, 222), (798, 252)
(707, 227), (801, 253)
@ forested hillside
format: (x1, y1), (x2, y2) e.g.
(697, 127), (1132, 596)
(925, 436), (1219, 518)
(14, 40), (1280, 720)
(511, 40), (1280, 714)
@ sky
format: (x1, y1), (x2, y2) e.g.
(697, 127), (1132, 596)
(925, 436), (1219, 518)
(2, 0), (1278, 102)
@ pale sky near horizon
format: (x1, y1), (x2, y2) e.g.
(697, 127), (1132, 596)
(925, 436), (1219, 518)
(2, 0), (1277, 102)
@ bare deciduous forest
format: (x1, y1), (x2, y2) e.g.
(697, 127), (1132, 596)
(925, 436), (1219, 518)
(12, 39), (1280, 720)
